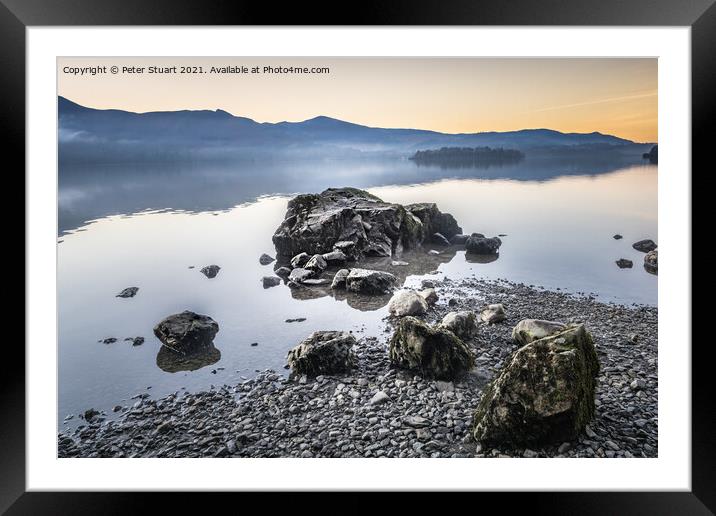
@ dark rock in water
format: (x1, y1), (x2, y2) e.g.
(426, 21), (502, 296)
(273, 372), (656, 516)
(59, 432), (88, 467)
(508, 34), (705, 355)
(331, 269), (350, 290)
(305, 254), (328, 273)
(156, 343), (221, 373)
(512, 319), (567, 346)
(272, 187), (460, 260)
(431, 232), (451, 246)
(465, 234), (502, 255)
(498, 234), (508, 237)
(200, 265), (221, 278)
(286, 331), (357, 376)
(290, 252), (310, 269)
(345, 268), (397, 295)
(274, 266), (292, 277)
(644, 249), (658, 274)
(100, 337), (117, 344)
(449, 234), (469, 245)
(116, 287), (138, 298)
(616, 258), (633, 269)
(285, 318), (307, 323)
(262, 276), (281, 288)
(259, 253), (275, 265)
(250, 342), (259, 347)
(642, 145), (658, 164)
(471, 325), (599, 446)
(124, 336), (144, 346)
(153, 311), (219, 354)
(188, 266), (195, 269)
(288, 267), (313, 283)
(632, 239), (657, 253)
(613, 234), (623, 240)
(322, 250), (347, 266)
(83, 408), (100, 421)
(389, 316), (474, 380)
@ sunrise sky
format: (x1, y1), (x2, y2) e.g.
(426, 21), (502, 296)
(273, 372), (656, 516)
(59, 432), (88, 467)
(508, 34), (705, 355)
(58, 57), (657, 142)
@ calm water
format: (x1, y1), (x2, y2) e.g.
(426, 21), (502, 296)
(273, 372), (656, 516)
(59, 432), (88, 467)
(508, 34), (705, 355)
(58, 156), (657, 426)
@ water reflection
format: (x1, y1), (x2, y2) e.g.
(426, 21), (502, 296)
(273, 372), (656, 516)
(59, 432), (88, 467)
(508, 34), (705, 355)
(156, 344), (221, 373)
(465, 252), (500, 264)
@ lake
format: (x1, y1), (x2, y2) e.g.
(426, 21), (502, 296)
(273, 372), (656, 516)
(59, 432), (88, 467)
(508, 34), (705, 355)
(58, 154), (657, 426)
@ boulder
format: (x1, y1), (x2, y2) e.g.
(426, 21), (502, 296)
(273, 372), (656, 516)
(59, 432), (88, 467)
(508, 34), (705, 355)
(465, 234), (502, 255)
(644, 249), (658, 274)
(259, 253), (275, 265)
(439, 311), (478, 339)
(200, 265), (221, 279)
(288, 267), (313, 283)
(419, 288), (438, 305)
(431, 232), (451, 246)
(512, 319), (567, 346)
(116, 287), (138, 298)
(389, 316), (474, 380)
(153, 311), (219, 354)
(471, 325), (599, 446)
(345, 268), (397, 295)
(616, 258), (633, 269)
(290, 252), (310, 269)
(322, 250), (347, 266)
(262, 276), (281, 288)
(286, 331), (357, 377)
(305, 254), (328, 273)
(331, 269), (350, 290)
(632, 239), (657, 253)
(272, 188), (460, 260)
(275, 266), (292, 278)
(388, 290), (429, 317)
(481, 303), (506, 324)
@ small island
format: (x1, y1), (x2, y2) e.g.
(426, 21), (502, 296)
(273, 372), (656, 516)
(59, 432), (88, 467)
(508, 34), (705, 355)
(410, 146), (525, 167)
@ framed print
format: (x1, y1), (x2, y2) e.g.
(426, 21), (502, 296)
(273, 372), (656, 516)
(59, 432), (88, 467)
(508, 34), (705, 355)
(7, 0), (711, 511)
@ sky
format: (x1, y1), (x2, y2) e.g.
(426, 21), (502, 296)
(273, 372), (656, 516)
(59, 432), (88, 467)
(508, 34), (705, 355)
(58, 57), (657, 142)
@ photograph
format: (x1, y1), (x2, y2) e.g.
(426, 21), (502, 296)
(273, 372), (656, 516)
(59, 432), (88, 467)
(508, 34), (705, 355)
(55, 56), (659, 460)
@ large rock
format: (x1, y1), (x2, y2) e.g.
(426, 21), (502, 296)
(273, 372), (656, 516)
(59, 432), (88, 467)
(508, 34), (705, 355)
(331, 269), (350, 289)
(388, 290), (428, 317)
(288, 267), (313, 283)
(286, 331), (357, 376)
(305, 254), (328, 273)
(471, 325), (599, 446)
(632, 239), (657, 253)
(389, 316), (474, 380)
(465, 234), (502, 254)
(153, 311), (219, 354)
(644, 249), (658, 274)
(272, 188), (460, 259)
(512, 319), (567, 346)
(439, 311), (478, 339)
(345, 268), (397, 295)
(481, 303), (506, 324)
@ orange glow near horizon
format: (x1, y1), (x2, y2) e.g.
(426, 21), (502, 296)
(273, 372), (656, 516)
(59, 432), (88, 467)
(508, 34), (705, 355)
(58, 57), (657, 142)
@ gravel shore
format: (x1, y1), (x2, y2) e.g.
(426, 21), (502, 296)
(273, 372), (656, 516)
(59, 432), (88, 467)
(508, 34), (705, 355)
(58, 278), (657, 458)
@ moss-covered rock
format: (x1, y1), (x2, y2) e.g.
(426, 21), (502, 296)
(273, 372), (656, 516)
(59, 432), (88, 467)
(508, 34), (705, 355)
(511, 318), (567, 346)
(389, 316), (474, 380)
(286, 331), (357, 377)
(471, 324), (599, 446)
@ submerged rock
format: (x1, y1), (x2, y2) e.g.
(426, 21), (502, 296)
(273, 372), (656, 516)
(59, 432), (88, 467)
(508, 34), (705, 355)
(156, 343), (221, 373)
(116, 287), (139, 298)
(632, 239), (657, 253)
(272, 187), (460, 260)
(439, 311), (478, 340)
(644, 249), (658, 274)
(200, 265), (221, 279)
(471, 325), (599, 446)
(286, 331), (357, 377)
(616, 258), (633, 269)
(153, 311), (219, 354)
(388, 316), (474, 380)
(465, 234), (502, 255)
(481, 303), (506, 324)
(388, 290), (428, 317)
(331, 269), (350, 290)
(259, 253), (275, 265)
(345, 268), (397, 295)
(124, 336), (145, 346)
(262, 276), (281, 288)
(512, 319), (567, 346)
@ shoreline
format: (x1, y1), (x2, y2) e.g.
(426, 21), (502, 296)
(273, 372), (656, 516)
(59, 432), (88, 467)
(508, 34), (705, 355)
(59, 278), (657, 458)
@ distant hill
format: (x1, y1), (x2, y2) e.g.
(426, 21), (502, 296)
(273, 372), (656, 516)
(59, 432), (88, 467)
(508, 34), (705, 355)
(58, 96), (653, 163)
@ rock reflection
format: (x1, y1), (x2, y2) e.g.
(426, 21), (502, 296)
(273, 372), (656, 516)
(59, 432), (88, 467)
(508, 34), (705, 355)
(156, 344), (221, 373)
(465, 252), (500, 264)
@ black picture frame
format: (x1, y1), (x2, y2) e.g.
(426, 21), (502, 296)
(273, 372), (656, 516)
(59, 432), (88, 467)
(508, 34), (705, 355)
(6, 0), (709, 511)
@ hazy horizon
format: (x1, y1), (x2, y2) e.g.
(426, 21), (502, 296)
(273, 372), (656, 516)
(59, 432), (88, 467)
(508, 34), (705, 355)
(58, 57), (657, 142)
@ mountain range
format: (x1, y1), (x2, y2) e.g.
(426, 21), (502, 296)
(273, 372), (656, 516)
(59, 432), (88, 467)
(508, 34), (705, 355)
(58, 96), (653, 163)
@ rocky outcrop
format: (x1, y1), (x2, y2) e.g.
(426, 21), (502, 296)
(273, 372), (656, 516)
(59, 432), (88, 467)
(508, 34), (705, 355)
(465, 234), (502, 255)
(644, 249), (658, 274)
(153, 311), (219, 354)
(388, 290), (428, 317)
(632, 239), (657, 253)
(286, 331), (357, 377)
(439, 311), (478, 340)
(272, 188), (461, 260)
(471, 325), (599, 446)
(512, 319), (567, 346)
(389, 316), (474, 380)
(345, 268), (397, 295)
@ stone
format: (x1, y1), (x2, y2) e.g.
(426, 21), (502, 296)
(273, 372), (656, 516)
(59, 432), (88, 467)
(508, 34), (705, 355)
(116, 287), (138, 298)
(450, 234), (469, 245)
(124, 336), (144, 346)
(304, 254), (328, 273)
(262, 276), (281, 288)
(331, 269), (350, 290)
(345, 268), (397, 295)
(404, 415), (430, 428)
(481, 303), (506, 324)
(644, 249), (657, 274)
(388, 290), (428, 317)
(630, 378), (646, 391)
(419, 288), (438, 305)
(439, 311), (478, 340)
(471, 325), (599, 446)
(632, 239), (657, 253)
(275, 266), (292, 277)
(613, 234), (623, 240)
(272, 188), (460, 260)
(431, 232), (451, 246)
(259, 253), (275, 265)
(616, 259), (633, 269)
(465, 234), (501, 255)
(290, 252), (310, 269)
(200, 265), (221, 279)
(153, 311), (219, 354)
(369, 391), (390, 405)
(512, 319), (567, 346)
(286, 331), (357, 377)
(301, 278), (330, 286)
(321, 250), (347, 265)
(389, 316), (474, 380)
(83, 408), (100, 421)
(288, 267), (313, 283)
(391, 260), (409, 266)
